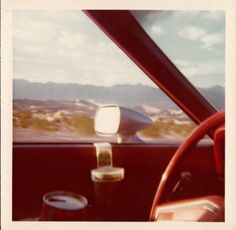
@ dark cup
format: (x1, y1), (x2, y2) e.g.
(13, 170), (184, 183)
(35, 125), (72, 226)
(40, 191), (88, 221)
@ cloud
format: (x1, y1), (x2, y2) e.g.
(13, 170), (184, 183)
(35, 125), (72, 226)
(200, 32), (224, 49)
(19, 44), (45, 54)
(174, 59), (224, 77)
(177, 26), (224, 49)
(57, 30), (87, 49)
(177, 26), (207, 41)
(172, 11), (224, 23)
(95, 41), (113, 53)
(14, 20), (58, 44)
(13, 10), (224, 88)
(38, 10), (84, 23)
(131, 10), (173, 25)
(172, 11), (200, 20)
(132, 10), (223, 26)
(15, 67), (70, 84)
(151, 26), (163, 36)
(202, 11), (225, 21)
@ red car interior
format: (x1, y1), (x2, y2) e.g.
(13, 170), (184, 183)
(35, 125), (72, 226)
(12, 10), (225, 222)
(149, 111), (225, 221)
(13, 143), (222, 221)
(214, 126), (225, 179)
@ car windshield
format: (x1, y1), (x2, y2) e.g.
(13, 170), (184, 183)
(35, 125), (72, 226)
(13, 10), (224, 143)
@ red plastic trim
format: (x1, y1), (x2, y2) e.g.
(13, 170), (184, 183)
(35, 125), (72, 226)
(149, 110), (225, 221)
(84, 10), (217, 124)
(214, 126), (225, 177)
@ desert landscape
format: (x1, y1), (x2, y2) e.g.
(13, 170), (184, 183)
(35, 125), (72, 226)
(13, 79), (223, 143)
(13, 98), (196, 143)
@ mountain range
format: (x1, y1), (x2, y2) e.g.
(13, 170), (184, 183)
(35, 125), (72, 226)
(13, 79), (225, 110)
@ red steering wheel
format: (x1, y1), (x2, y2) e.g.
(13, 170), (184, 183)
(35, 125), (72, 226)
(149, 110), (225, 221)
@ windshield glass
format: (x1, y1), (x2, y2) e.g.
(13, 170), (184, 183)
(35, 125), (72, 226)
(132, 10), (225, 110)
(13, 10), (222, 143)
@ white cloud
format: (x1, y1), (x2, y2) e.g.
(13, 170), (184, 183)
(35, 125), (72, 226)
(20, 68), (69, 84)
(173, 11), (199, 19)
(70, 51), (86, 59)
(94, 41), (123, 54)
(173, 11), (224, 22)
(57, 48), (85, 60)
(95, 57), (103, 64)
(200, 32), (224, 49)
(49, 69), (69, 82)
(95, 41), (112, 52)
(151, 26), (163, 36)
(173, 59), (192, 67)
(202, 11), (224, 21)
(14, 20), (58, 43)
(39, 11), (84, 23)
(177, 26), (224, 49)
(13, 10), (224, 88)
(57, 30), (87, 49)
(21, 45), (44, 54)
(174, 59), (224, 77)
(177, 26), (207, 41)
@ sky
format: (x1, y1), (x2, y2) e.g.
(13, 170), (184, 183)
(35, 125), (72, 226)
(13, 10), (225, 88)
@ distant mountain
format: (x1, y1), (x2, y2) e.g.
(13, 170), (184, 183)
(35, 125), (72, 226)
(198, 85), (225, 110)
(13, 79), (225, 109)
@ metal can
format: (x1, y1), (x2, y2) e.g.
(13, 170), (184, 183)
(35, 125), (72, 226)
(40, 191), (88, 221)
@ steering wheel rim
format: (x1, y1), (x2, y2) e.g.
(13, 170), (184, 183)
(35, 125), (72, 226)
(149, 110), (225, 221)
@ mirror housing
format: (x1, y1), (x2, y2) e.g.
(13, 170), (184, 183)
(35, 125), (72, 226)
(94, 104), (152, 142)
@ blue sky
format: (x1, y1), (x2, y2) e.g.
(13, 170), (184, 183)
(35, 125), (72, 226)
(13, 10), (225, 88)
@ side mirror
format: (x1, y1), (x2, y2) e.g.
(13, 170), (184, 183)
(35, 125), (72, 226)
(94, 104), (152, 142)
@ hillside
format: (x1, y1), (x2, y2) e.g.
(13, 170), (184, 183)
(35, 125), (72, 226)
(13, 79), (225, 109)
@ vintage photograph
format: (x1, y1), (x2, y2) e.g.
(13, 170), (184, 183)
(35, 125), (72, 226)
(11, 9), (226, 222)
